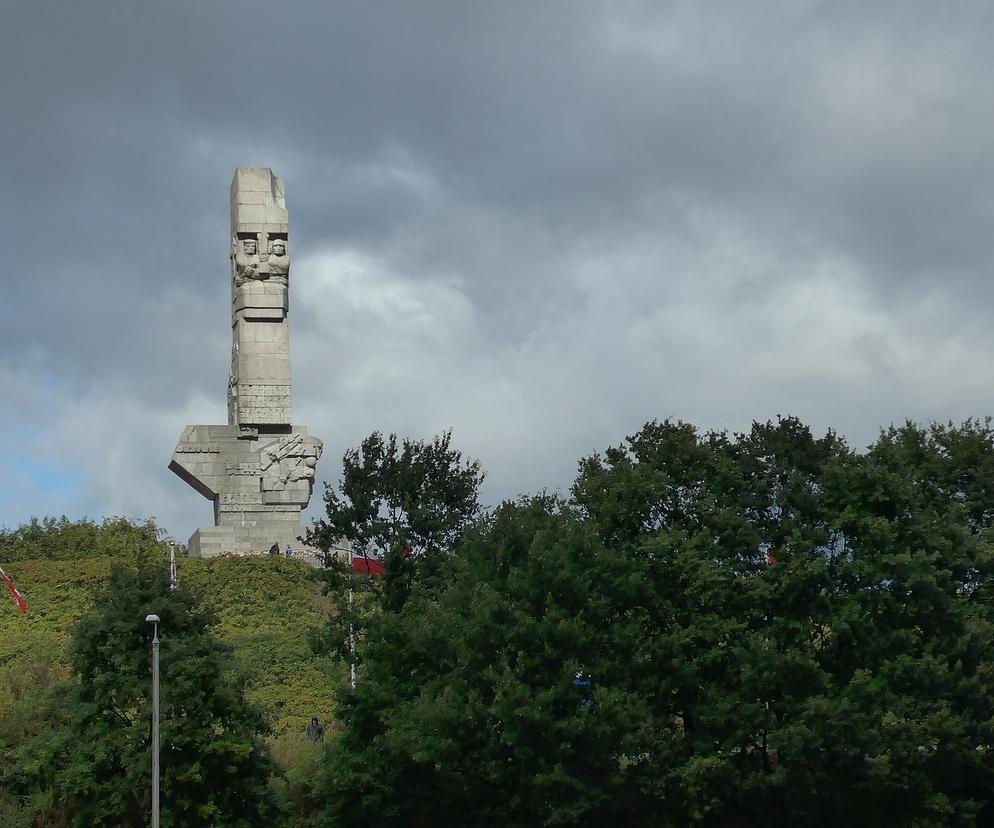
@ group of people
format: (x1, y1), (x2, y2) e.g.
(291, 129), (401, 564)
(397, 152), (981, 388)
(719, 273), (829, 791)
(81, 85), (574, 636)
(268, 542), (295, 558)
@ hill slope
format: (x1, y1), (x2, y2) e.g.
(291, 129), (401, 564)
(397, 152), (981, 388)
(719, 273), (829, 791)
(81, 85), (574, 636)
(0, 519), (337, 740)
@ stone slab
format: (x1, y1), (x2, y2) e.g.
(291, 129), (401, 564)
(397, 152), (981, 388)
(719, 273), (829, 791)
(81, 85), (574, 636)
(243, 308), (286, 322)
(236, 291), (287, 311)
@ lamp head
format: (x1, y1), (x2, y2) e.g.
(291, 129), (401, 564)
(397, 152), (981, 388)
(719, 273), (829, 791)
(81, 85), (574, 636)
(145, 614), (160, 623)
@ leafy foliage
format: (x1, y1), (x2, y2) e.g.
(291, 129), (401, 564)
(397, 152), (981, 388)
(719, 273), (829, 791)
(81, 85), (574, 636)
(323, 497), (653, 826)
(10, 417), (994, 825)
(569, 417), (994, 825)
(322, 418), (994, 827)
(0, 516), (166, 563)
(6, 560), (278, 827)
(180, 556), (335, 737)
(0, 517), (337, 826)
(306, 428), (485, 713)
(308, 430), (484, 611)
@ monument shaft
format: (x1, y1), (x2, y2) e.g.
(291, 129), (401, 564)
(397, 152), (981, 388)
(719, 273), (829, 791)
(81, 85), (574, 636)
(229, 167), (291, 427)
(169, 168), (322, 557)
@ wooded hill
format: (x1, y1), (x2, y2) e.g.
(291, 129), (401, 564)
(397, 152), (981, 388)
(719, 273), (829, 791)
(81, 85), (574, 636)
(9, 418), (994, 826)
(0, 518), (336, 738)
(0, 517), (337, 825)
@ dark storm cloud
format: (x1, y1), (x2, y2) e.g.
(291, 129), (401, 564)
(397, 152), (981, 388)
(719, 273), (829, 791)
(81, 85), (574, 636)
(4, 1), (994, 536)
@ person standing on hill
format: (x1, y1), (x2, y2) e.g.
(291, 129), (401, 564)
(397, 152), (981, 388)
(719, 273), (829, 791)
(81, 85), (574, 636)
(306, 717), (325, 743)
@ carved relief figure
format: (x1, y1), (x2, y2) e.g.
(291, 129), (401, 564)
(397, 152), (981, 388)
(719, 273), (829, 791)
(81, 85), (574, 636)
(259, 434), (322, 492)
(233, 236), (261, 284)
(269, 238), (289, 284)
(233, 235), (290, 286)
(227, 340), (240, 420)
(227, 372), (238, 420)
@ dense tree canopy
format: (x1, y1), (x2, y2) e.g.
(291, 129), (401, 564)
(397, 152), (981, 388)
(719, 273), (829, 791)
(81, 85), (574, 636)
(8, 419), (994, 825)
(323, 497), (652, 826)
(322, 418), (994, 827)
(0, 516), (167, 563)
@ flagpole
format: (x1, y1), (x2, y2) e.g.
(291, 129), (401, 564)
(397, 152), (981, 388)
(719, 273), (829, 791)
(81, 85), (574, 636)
(146, 614), (161, 828)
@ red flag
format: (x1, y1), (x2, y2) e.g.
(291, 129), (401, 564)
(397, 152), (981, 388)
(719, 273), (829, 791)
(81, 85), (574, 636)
(0, 567), (27, 614)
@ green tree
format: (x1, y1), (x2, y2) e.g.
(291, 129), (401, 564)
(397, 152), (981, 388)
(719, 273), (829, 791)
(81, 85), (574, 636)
(309, 430), (484, 610)
(0, 516), (168, 563)
(7, 559), (278, 827)
(322, 497), (654, 827)
(322, 417), (994, 827)
(306, 427), (484, 685)
(573, 417), (994, 826)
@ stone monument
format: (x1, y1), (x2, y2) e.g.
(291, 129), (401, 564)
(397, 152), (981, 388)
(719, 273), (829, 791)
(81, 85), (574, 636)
(169, 167), (323, 557)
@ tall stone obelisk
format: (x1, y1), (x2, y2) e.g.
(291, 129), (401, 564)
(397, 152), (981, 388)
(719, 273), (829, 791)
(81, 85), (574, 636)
(169, 168), (322, 557)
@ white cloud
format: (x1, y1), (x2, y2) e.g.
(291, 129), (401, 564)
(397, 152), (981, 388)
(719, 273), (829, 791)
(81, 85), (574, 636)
(5, 1), (994, 537)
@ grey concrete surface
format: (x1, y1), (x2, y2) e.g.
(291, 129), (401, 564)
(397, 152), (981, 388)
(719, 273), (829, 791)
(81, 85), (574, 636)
(170, 168), (323, 557)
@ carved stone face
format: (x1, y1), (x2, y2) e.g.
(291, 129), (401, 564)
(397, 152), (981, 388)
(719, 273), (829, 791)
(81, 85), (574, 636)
(242, 239), (257, 256)
(271, 240), (286, 256)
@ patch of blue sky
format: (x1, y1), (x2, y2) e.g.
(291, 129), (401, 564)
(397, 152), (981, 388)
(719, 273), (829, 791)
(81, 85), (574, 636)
(0, 452), (84, 530)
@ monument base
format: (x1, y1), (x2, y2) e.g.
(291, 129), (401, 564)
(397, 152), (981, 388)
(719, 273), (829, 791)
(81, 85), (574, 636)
(170, 421), (321, 559)
(188, 526), (236, 558)
(187, 523), (314, 558)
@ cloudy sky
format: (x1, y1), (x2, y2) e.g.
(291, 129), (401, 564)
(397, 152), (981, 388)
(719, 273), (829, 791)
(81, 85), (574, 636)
(3, 1), (994, 541)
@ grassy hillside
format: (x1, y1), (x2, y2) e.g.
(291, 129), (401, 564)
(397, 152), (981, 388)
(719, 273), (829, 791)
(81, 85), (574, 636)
(0, 519), (339, 741)
(183, 555), (337, 736)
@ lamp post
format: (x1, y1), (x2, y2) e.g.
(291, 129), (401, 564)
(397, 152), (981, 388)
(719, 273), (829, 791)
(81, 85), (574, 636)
(146, 613), (160, 828)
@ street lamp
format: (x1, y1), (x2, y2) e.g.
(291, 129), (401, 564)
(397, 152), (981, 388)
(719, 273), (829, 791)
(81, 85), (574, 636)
(146, 613), (160, 828)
